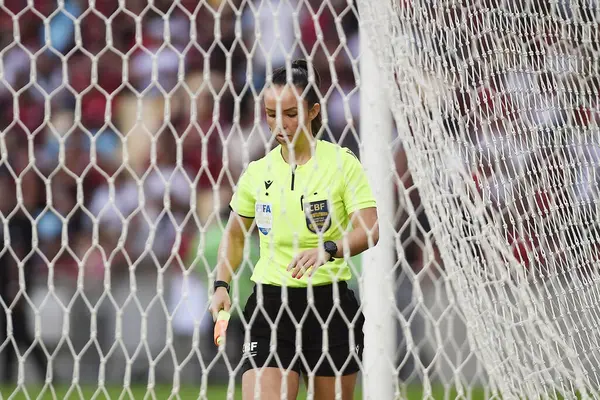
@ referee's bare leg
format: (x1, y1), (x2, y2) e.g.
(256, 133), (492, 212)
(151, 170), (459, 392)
(242, 368), (300, 400)
(305, 373), (358, 400)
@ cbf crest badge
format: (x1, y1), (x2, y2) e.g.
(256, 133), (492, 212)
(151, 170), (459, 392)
(255, 202), (273, 235)
(305, 200), (331, 234)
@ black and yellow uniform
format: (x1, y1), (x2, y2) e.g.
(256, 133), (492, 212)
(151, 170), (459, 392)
(230, 140), (376, 375)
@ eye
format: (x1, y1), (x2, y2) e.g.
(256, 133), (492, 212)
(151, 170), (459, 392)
(287, 113), (297, 117)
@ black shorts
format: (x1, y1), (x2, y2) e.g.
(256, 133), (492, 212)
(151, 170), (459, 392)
(240, 281), (364, 377)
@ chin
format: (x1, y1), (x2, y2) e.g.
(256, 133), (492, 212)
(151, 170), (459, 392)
(276, 134), (294, 144)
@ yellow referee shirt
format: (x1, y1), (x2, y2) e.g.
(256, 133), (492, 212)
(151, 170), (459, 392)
(230, 140), (376, 287)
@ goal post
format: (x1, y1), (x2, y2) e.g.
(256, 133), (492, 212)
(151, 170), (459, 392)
(359, 28), (396, 400)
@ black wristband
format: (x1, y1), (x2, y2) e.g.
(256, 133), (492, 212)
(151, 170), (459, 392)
(214, 280), (230, 293)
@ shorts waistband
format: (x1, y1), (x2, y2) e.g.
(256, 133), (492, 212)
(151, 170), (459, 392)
(253, 281), (348, 296)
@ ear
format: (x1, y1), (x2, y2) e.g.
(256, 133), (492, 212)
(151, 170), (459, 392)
(309, 103), (321, 121)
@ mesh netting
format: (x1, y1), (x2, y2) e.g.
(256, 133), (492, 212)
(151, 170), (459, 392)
(359, 0), (600, 397)
(3, 0), (597, 398)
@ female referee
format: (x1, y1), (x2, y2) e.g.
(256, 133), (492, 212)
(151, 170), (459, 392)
(210, 59), (379, 400)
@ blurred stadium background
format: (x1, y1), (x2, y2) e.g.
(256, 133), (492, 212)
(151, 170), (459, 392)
(0, 0), (374, 394)
(0, 0), (598, 398)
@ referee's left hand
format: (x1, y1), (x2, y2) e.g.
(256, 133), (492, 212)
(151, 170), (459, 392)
(287, 247), (329, 279)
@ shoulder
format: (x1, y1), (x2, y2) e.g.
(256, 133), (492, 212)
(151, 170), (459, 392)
(318, 140), (358, 160)
(248, 146), (282, 171)
(319, 141), (362, 173)
(237, 148), (281, 184)
(316, 140), (353, 162)
(343, 147), (360, 162)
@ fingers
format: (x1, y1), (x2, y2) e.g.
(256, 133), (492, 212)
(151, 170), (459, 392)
(307, 261), (322, 277)
(293, 257), (316, 279)
(212, 303), (230, 321)
(291, 262), (307, 279)
(288, 249), (330, 279)
(295, 265), (309, 279)
(287, 255), (298, 272)
(287, 252), (305, 271)
(299, 257), (328, 279)
(288, 252), (307, 274)
(211, 305), (219, 322)
(292, 265), (307, 279)
(290, 252), (311, 278)
(211, 293), (231, 322)
(307, 249), (327, 277)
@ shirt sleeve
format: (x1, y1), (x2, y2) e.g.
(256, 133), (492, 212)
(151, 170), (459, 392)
(342, 149), (377, 215)
(229, 163), (256, 218)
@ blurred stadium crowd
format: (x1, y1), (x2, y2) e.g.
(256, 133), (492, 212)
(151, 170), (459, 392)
(6, 0), (597, 389)
(0, 0), (371, 385)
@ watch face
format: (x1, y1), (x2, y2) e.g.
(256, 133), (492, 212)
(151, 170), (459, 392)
(325, 241), (336, 254)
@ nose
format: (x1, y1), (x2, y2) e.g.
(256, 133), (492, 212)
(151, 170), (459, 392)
(278, 117), (288, 131)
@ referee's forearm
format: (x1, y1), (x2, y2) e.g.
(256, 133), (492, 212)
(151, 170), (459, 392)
(334, 225), (379, 259)
(215, 233), (245, 283)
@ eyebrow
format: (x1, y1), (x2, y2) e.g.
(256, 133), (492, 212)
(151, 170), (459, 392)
(265, 107), (298, 112)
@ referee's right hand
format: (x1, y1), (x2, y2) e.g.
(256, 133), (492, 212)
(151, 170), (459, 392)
(210, 287), (231, 322)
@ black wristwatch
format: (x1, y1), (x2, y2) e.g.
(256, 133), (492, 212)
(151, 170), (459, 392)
(214, 280), (230, 293)
(323, 241), (338, 261)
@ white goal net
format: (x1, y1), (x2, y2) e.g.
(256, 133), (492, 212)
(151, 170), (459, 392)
(360, 0), (600, 398)
(0, 0), (597, 399)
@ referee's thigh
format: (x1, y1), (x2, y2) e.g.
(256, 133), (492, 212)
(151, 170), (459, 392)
(242, 367), (301, 400)
(309, 373), (359, 400)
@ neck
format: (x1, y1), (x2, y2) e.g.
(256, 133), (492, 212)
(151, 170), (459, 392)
(281, 133), (315, 165)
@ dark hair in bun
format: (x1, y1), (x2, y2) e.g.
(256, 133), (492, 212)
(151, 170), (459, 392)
(271, 59), (322, 136)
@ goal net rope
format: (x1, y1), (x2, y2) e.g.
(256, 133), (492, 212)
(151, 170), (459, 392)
(0, 0), (598, 399)
(358, 0), (600, 397)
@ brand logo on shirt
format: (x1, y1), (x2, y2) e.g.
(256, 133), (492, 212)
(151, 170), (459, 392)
(305, 200), (331, 234)
(264, 180), (273, 190)
(346, 148), (358, 160)
(255, 202), (273, 235)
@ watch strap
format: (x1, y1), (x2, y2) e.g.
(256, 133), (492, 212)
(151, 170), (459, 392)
(214, 280), (230, 293)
